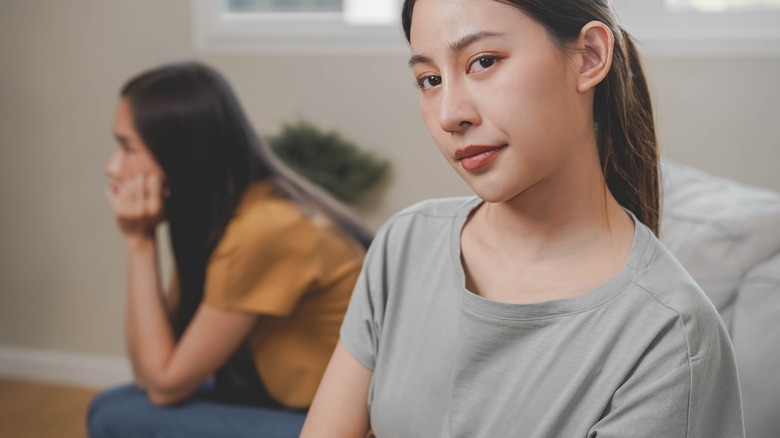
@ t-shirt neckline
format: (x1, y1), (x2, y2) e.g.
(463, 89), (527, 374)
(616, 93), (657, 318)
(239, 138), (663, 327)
(449, 196), (653, 320)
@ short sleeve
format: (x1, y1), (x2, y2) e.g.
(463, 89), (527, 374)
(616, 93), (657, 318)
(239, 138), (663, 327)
(339, 221), (392, 371)
(588, 310), (745, 437)
(204, 201), (323, 317)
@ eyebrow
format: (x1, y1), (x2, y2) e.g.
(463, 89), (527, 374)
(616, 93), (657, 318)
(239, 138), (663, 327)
(408, 31), (506, 68)
(113, 133), (135, 151)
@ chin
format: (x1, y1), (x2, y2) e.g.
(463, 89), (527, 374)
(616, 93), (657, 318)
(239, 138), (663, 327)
(466, 184), (520, 204)
(458, 172), (515, 201)
(476, 193), (518, 204)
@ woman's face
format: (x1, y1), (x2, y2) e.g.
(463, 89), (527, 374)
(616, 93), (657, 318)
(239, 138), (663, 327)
(106, 98), (165, 195)
(409, 0), (593, 203)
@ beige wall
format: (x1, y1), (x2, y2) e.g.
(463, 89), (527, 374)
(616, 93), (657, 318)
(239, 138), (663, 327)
(0, 0), (778, 358)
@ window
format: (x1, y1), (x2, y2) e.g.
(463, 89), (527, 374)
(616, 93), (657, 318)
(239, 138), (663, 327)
(193, 0), (405, 54)
(194, 0), (780, 55)
(226, 0), (343, 14)
(614, 0), (780, 55)
(665, 0), (780, 12)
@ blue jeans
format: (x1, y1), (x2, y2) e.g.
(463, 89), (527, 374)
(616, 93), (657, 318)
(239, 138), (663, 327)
(87, 384), (307, 438)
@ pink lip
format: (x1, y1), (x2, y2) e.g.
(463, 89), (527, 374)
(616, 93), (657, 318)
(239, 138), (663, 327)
(455, 144), (507, 171)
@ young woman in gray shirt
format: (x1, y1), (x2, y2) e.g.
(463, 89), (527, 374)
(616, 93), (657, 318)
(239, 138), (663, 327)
(302, 0), (745, 436)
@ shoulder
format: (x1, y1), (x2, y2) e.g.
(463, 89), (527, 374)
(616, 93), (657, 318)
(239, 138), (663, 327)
(366, 196), (477, 256)
(357, 196), (476, 278)
(376, 196), (478, 239)
(235, 182), (313, 233)
(629, 225), (731, 357)
(215, 182), (320, 256)
(626, 224), (744, 434)
(633, 228), (717, 318)
(395, 196), (478, 218)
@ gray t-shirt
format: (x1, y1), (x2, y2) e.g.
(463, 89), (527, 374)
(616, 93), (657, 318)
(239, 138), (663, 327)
(341, 196), (744, 437)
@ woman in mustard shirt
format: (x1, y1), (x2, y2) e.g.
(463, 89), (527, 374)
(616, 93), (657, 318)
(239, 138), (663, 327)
(88, 62), (369, 438)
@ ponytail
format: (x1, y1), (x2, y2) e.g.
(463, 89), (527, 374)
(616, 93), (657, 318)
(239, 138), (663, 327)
(595, 29), (660, 234)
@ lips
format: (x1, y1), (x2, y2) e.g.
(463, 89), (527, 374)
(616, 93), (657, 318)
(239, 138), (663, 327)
(455, 144), (507, 171)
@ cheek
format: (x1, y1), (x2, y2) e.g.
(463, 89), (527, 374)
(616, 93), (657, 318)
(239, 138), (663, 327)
(494, 61), (571, 145)
(136, 149), (164, 176)
(419, 97), (448, 149)
(497, 62), (559, 114)
(119, 155), (160, 180)
(119, 159), (141, 180)
(419, 96), (436, 129)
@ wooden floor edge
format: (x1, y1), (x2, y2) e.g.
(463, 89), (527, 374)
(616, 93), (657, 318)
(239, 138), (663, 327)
(0, 345), (132, 390)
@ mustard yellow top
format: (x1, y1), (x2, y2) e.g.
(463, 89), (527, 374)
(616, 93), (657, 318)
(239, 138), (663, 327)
(203, 181), (365, 408)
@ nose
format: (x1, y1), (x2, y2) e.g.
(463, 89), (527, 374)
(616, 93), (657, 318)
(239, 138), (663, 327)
(105, 148), (122, 179)
(438, 79), (480, 134)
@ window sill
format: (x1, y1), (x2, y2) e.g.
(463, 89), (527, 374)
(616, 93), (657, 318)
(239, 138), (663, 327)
(617, 1), (780, 56)
(192, 0), (407, 55)
(192, 0), (780, 56)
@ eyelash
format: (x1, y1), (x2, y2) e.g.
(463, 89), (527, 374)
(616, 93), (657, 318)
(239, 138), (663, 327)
(413, 54), (503, 91)
(469, 55), (501, 73)
(414, 76), (441, 90)
(118, 141), (133, 153)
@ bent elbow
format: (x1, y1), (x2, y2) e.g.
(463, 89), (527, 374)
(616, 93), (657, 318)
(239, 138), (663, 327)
(146, 386), (187, 406)
(142, 375), (198, 406)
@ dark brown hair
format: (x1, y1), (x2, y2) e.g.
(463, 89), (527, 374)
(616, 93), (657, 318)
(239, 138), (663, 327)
(121, 62), (373, 338)
(402, 0), (660, 234)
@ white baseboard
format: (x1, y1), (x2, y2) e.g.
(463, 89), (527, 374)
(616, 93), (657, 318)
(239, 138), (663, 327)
(0, 346), (132, 389)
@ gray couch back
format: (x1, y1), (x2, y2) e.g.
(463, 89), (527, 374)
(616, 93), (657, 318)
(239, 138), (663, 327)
(660, 161), (780, 438)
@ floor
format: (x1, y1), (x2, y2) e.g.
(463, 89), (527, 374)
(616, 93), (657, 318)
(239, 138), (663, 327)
(0, 378), (98, 438)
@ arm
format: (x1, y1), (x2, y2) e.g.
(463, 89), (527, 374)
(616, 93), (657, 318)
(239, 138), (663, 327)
(301, 341), (373, 438)
(125, 240), (257, 405)
(164, 269), (180, 320)
(110, 174), (258, 405)
(127, 261), (179, 389)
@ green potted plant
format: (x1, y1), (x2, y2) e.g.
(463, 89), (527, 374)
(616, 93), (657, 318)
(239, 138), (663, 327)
(266, 120), (391, 206)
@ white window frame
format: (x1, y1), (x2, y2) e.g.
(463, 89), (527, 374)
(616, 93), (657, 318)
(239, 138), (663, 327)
(614, 0), (780, 56)
(193, 0), (780, 56)
(192, 0), (407, 55)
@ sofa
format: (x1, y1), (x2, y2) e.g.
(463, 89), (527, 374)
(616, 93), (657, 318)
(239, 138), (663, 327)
(660, 160), (780, 438)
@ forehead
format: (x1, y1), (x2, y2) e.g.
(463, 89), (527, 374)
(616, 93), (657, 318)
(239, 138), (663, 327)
(409, 0), (535, 51)
(113, 98), (135, 131)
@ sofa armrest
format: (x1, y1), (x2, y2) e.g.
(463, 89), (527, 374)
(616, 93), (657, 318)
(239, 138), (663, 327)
(732, 251), (780, 438)
(660, 160), (780, 331)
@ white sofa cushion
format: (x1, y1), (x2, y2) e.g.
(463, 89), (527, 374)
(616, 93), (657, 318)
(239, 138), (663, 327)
(660, 160), (780, 331)
(731, 251), (780, 438)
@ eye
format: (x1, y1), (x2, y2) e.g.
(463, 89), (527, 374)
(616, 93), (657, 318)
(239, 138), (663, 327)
(468, 56), (500, 73)
(118, 140), (133, 153)
(416, 75), (442, 90)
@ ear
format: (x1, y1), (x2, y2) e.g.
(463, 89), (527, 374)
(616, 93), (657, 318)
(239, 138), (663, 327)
(574, 21), (614, 93)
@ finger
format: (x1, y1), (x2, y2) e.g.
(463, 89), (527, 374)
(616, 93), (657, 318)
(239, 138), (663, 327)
(117, 179), (132, 216)
(135, 173), (145, 199)
(112, 181), (134, 219)
(142, 173), (153, 200)
(122, 175), (141, 218)
(120, 175), (139, 206)
(134, 174), (146, 217)
(145, 174), (163, 217)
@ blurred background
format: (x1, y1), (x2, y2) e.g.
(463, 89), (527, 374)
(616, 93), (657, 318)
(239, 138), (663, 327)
(0, 0), (778, 391)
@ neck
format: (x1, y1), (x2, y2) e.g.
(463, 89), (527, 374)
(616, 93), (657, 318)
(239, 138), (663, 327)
(472, 156), (632, 264)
